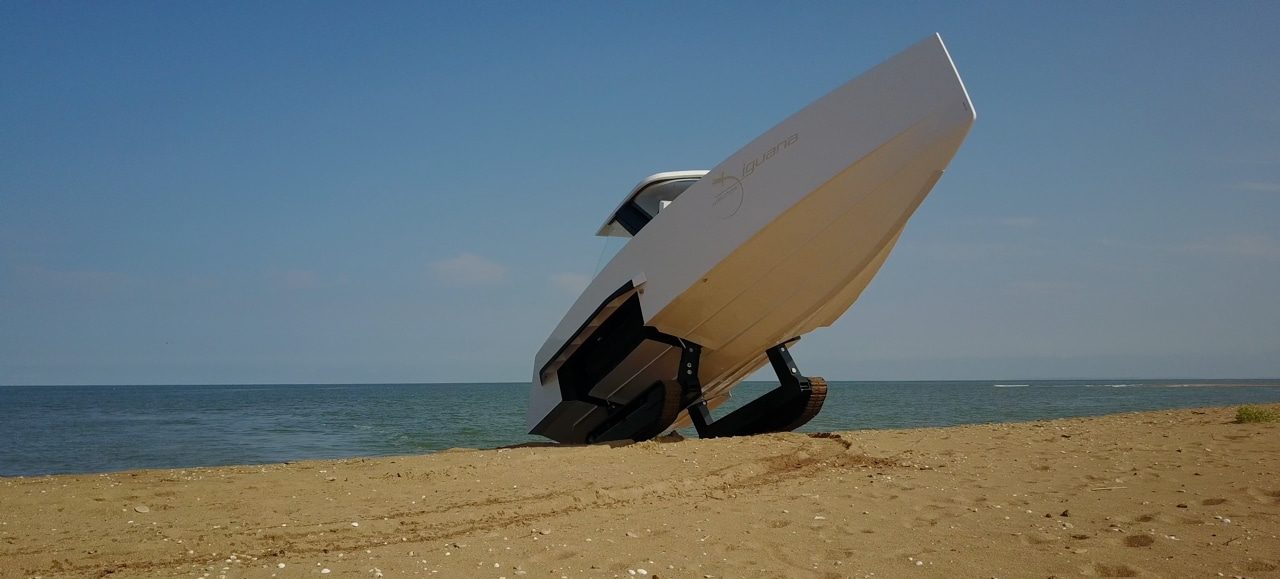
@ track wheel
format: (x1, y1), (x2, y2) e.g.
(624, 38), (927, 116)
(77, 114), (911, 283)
(779, 377), (827, 432)
(588, 380), (683, 443)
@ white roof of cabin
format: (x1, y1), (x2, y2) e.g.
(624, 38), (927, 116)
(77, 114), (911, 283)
(596, 170), (709, 237)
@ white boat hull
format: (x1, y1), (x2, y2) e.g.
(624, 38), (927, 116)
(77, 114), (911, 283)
(529, 34), (975, 442)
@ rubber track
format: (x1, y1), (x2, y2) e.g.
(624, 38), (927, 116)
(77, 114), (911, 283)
(780, 376), (827, 432)
(641, 380), (685, 440)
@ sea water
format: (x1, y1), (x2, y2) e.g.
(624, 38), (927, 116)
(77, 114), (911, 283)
(2, 380), (1278, 476)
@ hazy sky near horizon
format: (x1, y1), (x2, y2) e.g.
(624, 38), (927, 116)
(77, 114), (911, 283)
(3, 2), (1278, 385)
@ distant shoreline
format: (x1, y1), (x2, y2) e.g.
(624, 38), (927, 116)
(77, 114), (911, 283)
(5, 381), (1280, 477)
(4, 378), (1280, 388)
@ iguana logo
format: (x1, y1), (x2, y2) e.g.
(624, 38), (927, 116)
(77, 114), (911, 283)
(711, 171), (744, 218)
(710, 133), (799, 219)
(743, 133), (799, 178)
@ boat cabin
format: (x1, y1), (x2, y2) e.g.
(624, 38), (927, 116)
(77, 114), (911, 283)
(596, 170), (708, 237)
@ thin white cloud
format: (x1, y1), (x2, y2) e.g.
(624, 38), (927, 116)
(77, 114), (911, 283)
(430, 253), (506, 285)
(997, 217), (1039, 229)
(918, 242), (1043, 261)
(1001, 280), (1085, 298)
(1232, 181), (1280, 193)
(1184, 234), (1280, 259)
(548, 272), (591, 295)
(267, 269), (319, 290)
(14, 265), (134, 294)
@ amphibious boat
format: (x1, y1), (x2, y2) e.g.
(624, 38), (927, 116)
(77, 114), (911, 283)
(528, 34), (976, 443)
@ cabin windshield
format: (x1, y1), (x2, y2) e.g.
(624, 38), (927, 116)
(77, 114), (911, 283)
(631, 179), (697, 219)
(603, 177), (700, 237)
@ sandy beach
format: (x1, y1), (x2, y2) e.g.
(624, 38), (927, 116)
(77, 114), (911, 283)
(2, 405), (1277, 578)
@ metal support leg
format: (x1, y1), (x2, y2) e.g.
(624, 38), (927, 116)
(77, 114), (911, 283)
(675, 342), (718, 437)
(630, 330), (826, 439)
(684, 338), (827, 438)
(766, 341), (812, 394)
(677, 342), (702, 399)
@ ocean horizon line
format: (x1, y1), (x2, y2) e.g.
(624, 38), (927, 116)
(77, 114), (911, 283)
(3, 377), (1279, 388)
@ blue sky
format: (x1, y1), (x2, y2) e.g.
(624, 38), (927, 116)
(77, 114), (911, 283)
(2, 2), (1278, 385)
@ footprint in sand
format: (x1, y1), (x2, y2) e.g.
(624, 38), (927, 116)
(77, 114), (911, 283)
(1242, 560), (1278, 573)
(1091, 562), (1140, 577)
(1246, 488), (1280, 504)
(1018, 533), (1058, 546)
(907, 516), (940, 528)
(1123, 535), (1155, 547)
(1125, 512), (1198, 525)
